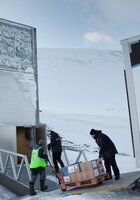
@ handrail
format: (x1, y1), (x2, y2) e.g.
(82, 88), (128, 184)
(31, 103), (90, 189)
(48, 148), (87, 166)
(0, 149), (31, 181)
(0, 147), (87, 185)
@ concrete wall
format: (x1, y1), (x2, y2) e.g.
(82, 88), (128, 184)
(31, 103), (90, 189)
(0, 18), (39, 126)
(121, 36), (140, 167)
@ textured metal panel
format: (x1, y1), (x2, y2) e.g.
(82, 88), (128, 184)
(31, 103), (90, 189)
(0, 18), (39, 126)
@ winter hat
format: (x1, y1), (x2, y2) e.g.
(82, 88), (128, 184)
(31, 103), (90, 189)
(38, 139), (46, 145)
(50, 130), (55, 134)
(50, 130), (59, 137)
(90, 129), (101, 135)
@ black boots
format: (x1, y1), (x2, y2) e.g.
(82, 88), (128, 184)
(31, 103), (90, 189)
(29, 182), (37, 196)
(40, 179), (48, 191)
(115, 176), (120, 180)
(29, 180), (48, 195)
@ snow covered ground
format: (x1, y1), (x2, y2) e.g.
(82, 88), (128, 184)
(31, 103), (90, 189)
(20, 189), (140, 200)
(0, 185), (17, 199)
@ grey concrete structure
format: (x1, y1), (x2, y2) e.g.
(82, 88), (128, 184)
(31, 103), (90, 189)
(0, 18), (44, 157)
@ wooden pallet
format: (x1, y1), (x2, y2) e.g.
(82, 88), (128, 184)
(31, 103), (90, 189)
(60, 174), (105, 191)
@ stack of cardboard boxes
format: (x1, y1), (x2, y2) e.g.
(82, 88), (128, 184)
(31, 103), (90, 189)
(60, 159), (105, 184)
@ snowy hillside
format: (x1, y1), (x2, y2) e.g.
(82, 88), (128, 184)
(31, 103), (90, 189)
(38, 49), (126, 114)
(37, 48), (137, 173)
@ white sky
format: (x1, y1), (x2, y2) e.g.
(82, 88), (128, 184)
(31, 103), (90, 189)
(0, 0), (140, 50)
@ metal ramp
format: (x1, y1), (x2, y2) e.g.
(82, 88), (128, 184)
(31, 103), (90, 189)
(0, 148), (88, 197)
(0, 149), (31, 197)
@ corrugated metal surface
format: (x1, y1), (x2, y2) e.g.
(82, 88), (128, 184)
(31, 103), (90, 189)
(0, 71), (36, 126)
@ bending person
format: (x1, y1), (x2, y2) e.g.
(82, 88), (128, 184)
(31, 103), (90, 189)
(90, 129), (120, 180)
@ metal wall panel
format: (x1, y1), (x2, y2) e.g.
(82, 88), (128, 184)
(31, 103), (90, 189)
(121, 36), (140, 167)
(0, 126), (16, 152)
(0, 18), (39, 126)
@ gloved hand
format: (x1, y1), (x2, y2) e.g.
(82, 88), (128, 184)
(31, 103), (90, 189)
(99, 154), (104, 160)
(47, 143), (51, 151)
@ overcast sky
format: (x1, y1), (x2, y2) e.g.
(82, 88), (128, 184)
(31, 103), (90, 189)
(0, 0), (140, 50)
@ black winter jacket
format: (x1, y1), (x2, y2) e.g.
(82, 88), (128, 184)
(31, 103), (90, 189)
(48, 131), (62, 153)
(94, 131), (118, 159)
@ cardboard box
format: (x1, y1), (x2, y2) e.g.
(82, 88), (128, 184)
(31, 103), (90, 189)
(91, 160), (98, 168)
(79, 162), (87, 172)
(81, 170), (93, 180)
(85, 161), (93, 171)
(94, 168), (100, 177)
(69, 173), (77, 182)
(81, 168), (100, 181)
(97, 159), (103, 167)
(99, 167), (105, 175)
(69, 172), (83, 182)
(68, 165), (75, 173)
(64, 175), (71, 183)
(74, 164), (80, 172)
(68, 164), (80, 173)
(80, 161), (93, 171)
(76, 172), (83, 182)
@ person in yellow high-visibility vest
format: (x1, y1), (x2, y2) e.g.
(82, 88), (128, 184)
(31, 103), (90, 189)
(29, 140), (49, 196)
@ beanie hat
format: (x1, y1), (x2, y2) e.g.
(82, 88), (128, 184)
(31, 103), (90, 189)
(90, 129), (101, 135)
(50, 130), (55, 134)
(38, 139), (46, 145)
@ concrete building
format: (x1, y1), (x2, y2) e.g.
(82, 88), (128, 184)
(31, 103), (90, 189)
(121, 35), (140, 167)
(0, 18), (45, 160)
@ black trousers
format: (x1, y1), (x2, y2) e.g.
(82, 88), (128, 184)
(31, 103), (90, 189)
(104, 155), (120, 178)
(52, 152), (64, 173)
(30, 167), (46, 183)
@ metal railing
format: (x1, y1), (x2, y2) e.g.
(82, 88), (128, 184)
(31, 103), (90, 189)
(0, 149), (31, 181)
(0, 147), (87, 184)
(48, 148), (87, 166)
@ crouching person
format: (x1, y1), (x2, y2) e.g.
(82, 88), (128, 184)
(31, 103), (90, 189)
(29, 140), (48, 196)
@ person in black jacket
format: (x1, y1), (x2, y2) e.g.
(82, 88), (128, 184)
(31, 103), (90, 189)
(48, 131), (64, 173)
(90, 129), (120, 180)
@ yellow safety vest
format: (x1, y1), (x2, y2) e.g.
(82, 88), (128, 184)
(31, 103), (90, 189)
(30, 147), (46, 168)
